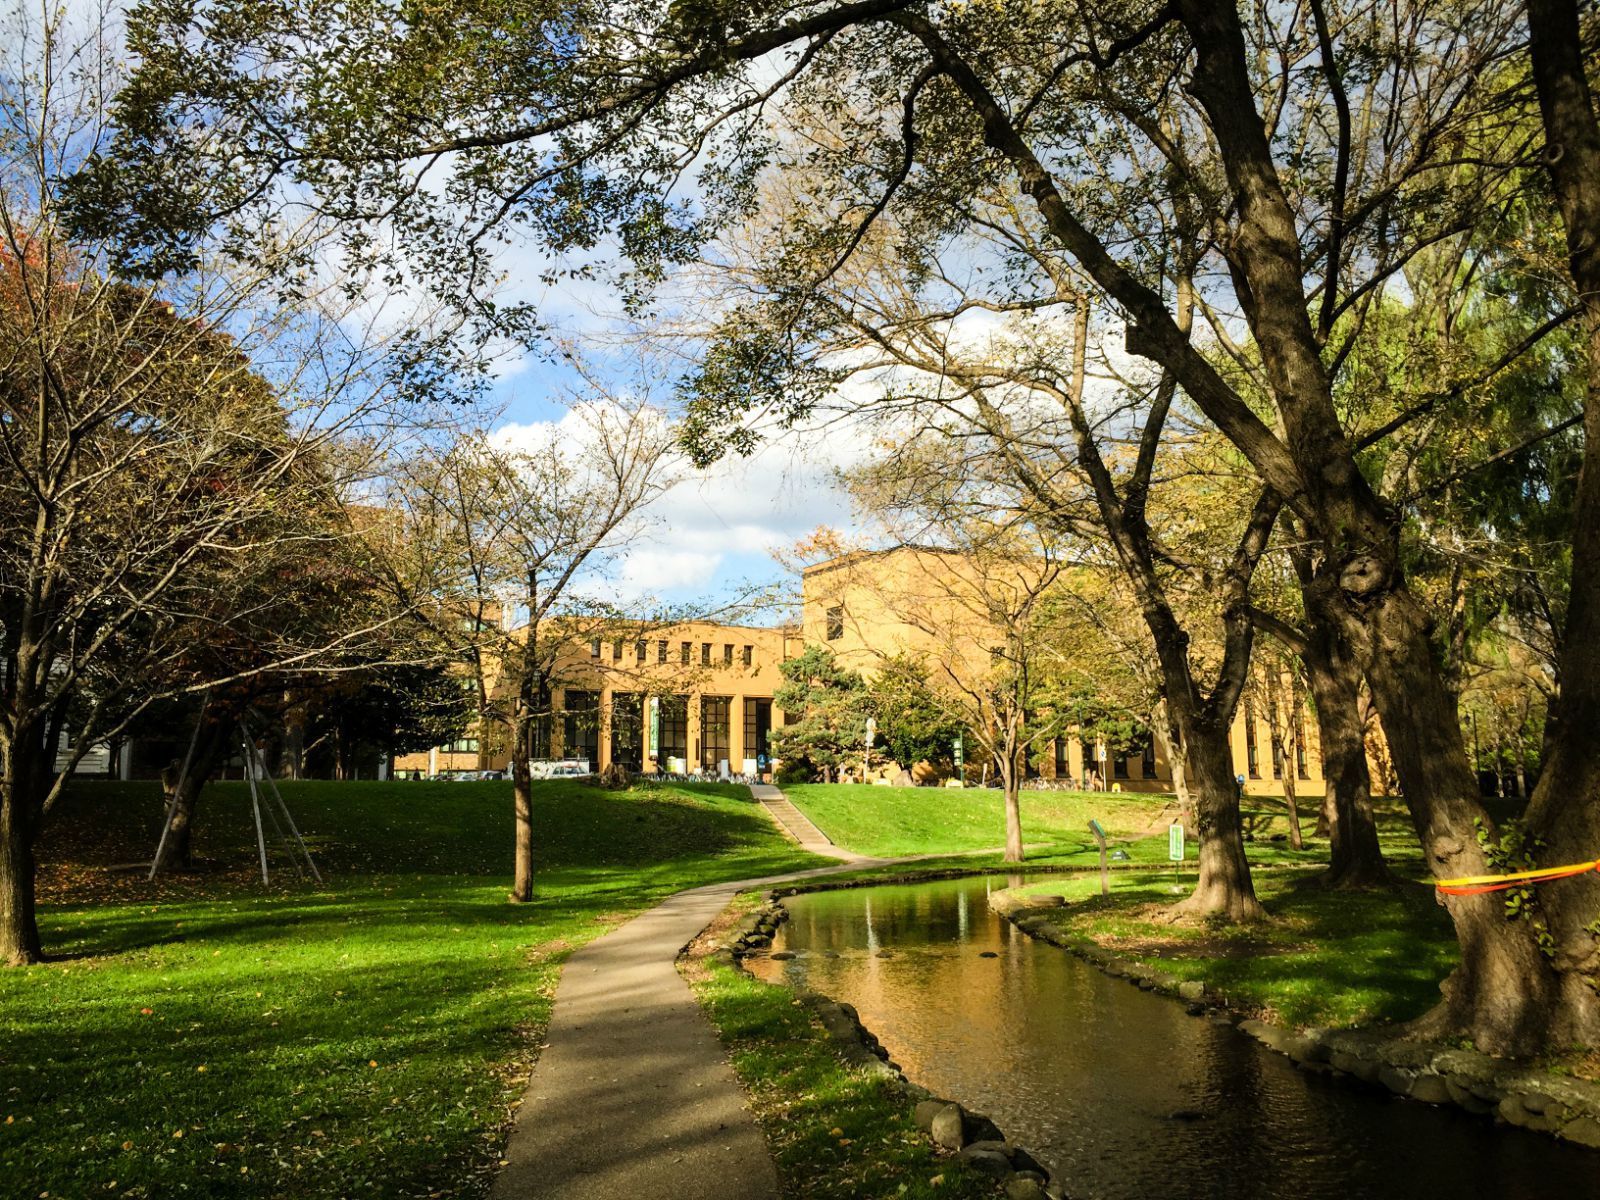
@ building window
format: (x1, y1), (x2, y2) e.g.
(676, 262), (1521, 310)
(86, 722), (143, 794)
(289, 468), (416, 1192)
(445, 737), (479, 754)
(744, 697), (772, 763)
(701, 642), (711, 666)
(1245, 701), (1260, 778)
(1268, 697), (1283, 779)
(1142, 736), (1157, 778)
(658, 695), (689, 761)
(1113, 750), (1129, 780)
(562, 691), (599, 766)
(657, 639), (668, 664)
(590, 638), (601, 658)
(1054, 737), (1068, 775)
(701, 696), (731, 770)
(612, 639), (623, 662)
(680, 641), (691, 664)
(635, 639), (647, 661)
(723, 643), (734, 665)
(610, 693), (644, 770)
(826, 605), (844, 640)
(742, 644), (753, 667)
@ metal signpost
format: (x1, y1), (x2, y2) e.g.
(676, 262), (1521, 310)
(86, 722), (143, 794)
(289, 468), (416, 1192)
(647, 697), (660, 762)
(1089, 819), (1110, 896)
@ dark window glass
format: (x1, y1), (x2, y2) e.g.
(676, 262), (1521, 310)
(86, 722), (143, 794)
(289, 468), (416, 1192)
(743, 697), (772, 762)
(826, 605), (844, 640)
(1142, 736), (1157, 778)
(635, 639), (647, 661)
(562, 691), (600, 765)
(590, 638), (601, 658)
(610, 693), (644, 770)
(742, 645), (753, 667)
(701, 696), (730, 770)
(723, 643), (733, 664)
(1245, 701), (1260, 778)
(1055, 737), (1068, 774)
(1296, 709), (1310, 779)
(1113, 751), (1129, 779)
(701, 642), (711, 665)
(657, 640), (668, 664)
(612, 639), (623, 662)
(680, 641), (691, 664)
(1268, 697), (1283, 778)
(658, 695), (689, 761)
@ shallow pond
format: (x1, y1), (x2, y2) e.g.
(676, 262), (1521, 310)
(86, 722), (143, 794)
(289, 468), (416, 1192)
(744, 874), (1595, 1200)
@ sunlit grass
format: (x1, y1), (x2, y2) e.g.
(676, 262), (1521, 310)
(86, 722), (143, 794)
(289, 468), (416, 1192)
(2, 779), (824, 1199)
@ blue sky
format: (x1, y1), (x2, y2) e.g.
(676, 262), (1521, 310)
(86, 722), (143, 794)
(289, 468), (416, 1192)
(484, 344), (861, 619)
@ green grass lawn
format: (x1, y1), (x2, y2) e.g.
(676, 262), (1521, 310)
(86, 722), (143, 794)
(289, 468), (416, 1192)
(3, 778), (824, 1200)
(1007, 870), (1458, 1028)
(780, 782), (1373, 873)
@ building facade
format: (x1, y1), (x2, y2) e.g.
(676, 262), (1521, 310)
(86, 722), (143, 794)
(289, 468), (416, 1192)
(394, 619), (805, 777)
(400, 546), (1373, 798)
(802, 545), (1363, 799)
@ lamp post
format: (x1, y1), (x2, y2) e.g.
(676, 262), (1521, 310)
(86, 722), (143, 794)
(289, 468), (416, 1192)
(864, 716), (876, 782)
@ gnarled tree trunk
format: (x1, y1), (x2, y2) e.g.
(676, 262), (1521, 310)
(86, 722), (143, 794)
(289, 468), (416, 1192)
(1174, 714), (1262, 922)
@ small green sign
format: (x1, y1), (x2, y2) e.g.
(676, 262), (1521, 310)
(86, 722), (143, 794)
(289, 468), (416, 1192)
(1168, 822), (1185, 861)
(953, 735), (964, 768)
(648, 697), (660, 759)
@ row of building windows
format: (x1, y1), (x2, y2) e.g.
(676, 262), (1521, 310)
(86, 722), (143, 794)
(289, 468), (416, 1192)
(587, 637), (757, 667)
(553, 691), (774, 771)
(1243, 700), (1312, 780)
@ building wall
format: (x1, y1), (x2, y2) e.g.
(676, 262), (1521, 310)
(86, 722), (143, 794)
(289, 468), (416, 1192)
(394, 619), (803, 777)
(802, 545), (1353, 798)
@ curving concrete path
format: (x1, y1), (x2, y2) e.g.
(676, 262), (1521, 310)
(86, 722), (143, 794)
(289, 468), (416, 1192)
(489, 788), (887, 1200)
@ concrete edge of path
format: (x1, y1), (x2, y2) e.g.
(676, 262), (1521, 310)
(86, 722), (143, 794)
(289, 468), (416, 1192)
(487, 850), (905, 1200)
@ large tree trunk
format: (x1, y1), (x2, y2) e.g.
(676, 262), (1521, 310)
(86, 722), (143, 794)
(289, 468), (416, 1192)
(511, 726), (534, 902)
(1152, 700), (1194, 831)
(1304, 640), (1389, 889)
(0, 783), (41, 966)
(1360, 590), (1589, 1052)
(1173, 715), (1264, 922)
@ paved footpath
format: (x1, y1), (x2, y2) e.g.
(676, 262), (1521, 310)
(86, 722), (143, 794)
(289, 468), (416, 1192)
(490, 791), (883, 1200)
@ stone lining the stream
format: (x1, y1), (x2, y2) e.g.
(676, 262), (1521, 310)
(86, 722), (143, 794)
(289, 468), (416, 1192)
(718, 891), (1066, 1198)
(989, 887), (1600, 1151)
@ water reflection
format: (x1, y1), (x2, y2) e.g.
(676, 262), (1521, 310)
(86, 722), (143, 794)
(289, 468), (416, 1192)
(746, 875), (1594, 1200)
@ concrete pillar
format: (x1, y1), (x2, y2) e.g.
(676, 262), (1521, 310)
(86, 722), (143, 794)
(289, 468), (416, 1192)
(598, 686), (614, 771)
(729, 695), (746, 775)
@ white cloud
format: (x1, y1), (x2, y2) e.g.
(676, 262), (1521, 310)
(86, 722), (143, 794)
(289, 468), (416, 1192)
(488, 406), (876, 603)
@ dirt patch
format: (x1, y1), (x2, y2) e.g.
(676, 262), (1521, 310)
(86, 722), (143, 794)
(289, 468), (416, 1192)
(1093, 905), (1313, 959)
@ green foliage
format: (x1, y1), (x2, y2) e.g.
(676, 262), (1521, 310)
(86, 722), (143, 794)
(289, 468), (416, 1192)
(770, 645), (872, 780)
(5, 779), (823, 1198)
(867, 654), (963, 771)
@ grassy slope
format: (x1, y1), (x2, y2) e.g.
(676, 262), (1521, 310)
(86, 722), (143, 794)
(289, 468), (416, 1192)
(3, 779), (823, 1200)
(1009, 870), (1458, 1029)
(780, 782), (1378, 871)
(781, 782), (1169, 858)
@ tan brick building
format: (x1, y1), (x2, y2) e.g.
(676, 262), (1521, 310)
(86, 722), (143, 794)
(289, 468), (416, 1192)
(400, 545), (1373, 797)
(802, 545), (1362, 799)
(394, 619), (805, 777)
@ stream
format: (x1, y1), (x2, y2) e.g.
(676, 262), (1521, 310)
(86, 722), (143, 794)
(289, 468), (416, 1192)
(743, 874), (1595, 1200)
